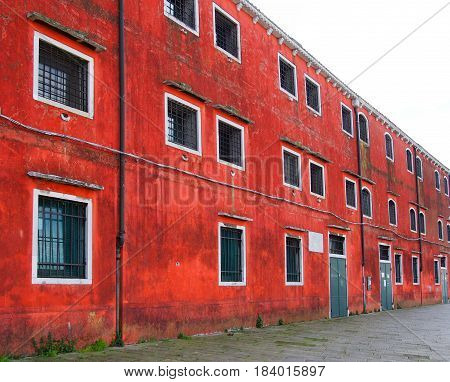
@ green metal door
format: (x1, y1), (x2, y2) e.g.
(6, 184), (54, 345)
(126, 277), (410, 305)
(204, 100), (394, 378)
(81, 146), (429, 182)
(380, 262), (393, 311)
(330, 257), (348, 318)
(441, 269), (448, 304)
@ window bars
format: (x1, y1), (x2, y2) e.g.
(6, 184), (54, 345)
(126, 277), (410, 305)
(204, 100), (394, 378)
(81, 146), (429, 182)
(330, 235), (345, 256)
(345, 180), (356, 208)
(286, 237), (301, 283)
(218, 121), (242, 167)
(220, 226), (243, 283)
(342, 106), (352, 135)
(38, 41), (89, 112)
(165, 0), (197, 30)
(279, 57), (296, 97)
(310, 162), (324, 196)
(358, 114), (369, 144)
(37, 196), (87, 279)
(283, 151), (300, 188)
(215, 9), (239, 58)
(167, 98), (198, 151)
(305, 77), (320, 113)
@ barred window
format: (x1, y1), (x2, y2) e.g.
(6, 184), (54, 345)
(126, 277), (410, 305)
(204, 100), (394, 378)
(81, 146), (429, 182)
(164, 0), (197, 31)
(438, 221), (443, 240)
(395, 254), (402, 284)
(220, 226), (244, 284)
(410, 208), (417, 232)
(379, 245), (390, 262)
(37, 39), (89, 113)
(358, 114), (369, 144)
(406, 149), (413, 172)
(434, 260), (440, 284)
(310, 162), (325, 197)
(416, 157), (423, 180)
(388, 200), (397, 226)
(435, 171), (440, 191)
(283, 149), (300, 188)
(330, 235), (345, 256)
(341, 105), (353, 135)
(214, 7), (240, 60)
(361, 188), (372, 218)
(412, 257), (419, 284)
(444, 177), (449, 196)
(37, 196), (87, 280)
(305, 76), (321, 114)
(419, 212), (426, 235)
(345, 179), (356, 209)
(385, 134), (394, 161)
(166, 96), (200, 152)
(279, 55), (297, 98)
(218, 119), (243, 168)
(286, 237), (302, 283)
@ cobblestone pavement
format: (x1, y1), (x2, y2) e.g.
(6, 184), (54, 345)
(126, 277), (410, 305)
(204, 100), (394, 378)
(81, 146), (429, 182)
(32, 304), (450, 362)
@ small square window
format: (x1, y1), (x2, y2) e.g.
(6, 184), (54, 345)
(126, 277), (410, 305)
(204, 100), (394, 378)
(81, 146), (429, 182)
(341, 104), (353, 136)
(164, 0), (199, 34)
(345, 179), (357, 209)
(283, 148), (301, 189)
(219, 224), (245, 285)
(379, 245), (390, 262)
(309, 161), (325, 198)
(217, 117), (244, 169)
(305, 75), (321, 114)
(330, 235), (345, 256)
(214, 5), (240, 61)
(286, 236), (302, 284)
(278, 54), (297, 99)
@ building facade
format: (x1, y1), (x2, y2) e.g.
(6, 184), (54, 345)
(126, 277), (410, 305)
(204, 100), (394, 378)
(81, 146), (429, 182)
(0, 0), (449, 355)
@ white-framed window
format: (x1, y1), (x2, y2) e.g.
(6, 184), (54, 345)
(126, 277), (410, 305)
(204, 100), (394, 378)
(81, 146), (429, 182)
(412, 256), (420, 285)
(394, 253), (403, 285)
(435, 170), (441, 191)
(165, 92), (202, 155)
(385, 133), (394, 161)
(282, 147), (301, 190)
(164, 0), (200, 36)
(388, 199), (397, 226)
(216, 115), (245, 170)
(447, 224), (450, 243)
(309, 160), (325, 198)
(33, 32), (94, 119)
(358, 113), (369, 145)
(438, 220), (444, 241)
(329, 233), (346, 258)
(361, 187), (372, 218)
(285, 234), (303, 286)
(409, 208), (417, 232)
(345, 177), (357, 210)
(434, 259), (440, 285)
(406, 149), (414, 173)
(379, 243), (391, 262)
(341, 103), (353, 137)
(415, 157), (423, 181)
(278, 53), (298, 100)
(444, 176), (449, 196)
(218, 223), (246, 286)
(213, 3), (241, 62)
(304, 74), (321, 115)
(32, 189), (93, 285)
(419, 212), (426, 235)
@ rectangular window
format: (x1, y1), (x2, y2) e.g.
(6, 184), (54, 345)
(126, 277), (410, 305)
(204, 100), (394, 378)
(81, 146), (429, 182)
(379, 245), (390, 262)
(434, 260), (440, 284)
(283, 148), (301, 189)
(441, 257), (447, 269)
(310, 161), (325, 198)
(278, 54), (298, 99)
(341, 104), (353, 136)
(285, 236), (302, 284)
(32, 190), (92, 284)
(214, 5), (240, 61)
(395, 254), (403, 284)
(412, 257), (420, 285)
(329, 235), (345, 256)
(448, 224), (450, 243)
(217, 117), (244, 169)
(219, 225), (245, 285)
(34, 33), (93, 118)
(164, 0), (198, 34)
(345, 178), (357, 209)
(305, 75), (321, 114)
(165, 93), (201, 154)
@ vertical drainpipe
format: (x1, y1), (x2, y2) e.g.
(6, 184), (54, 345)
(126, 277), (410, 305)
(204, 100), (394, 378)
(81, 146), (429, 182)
(115, 0), (126, 345)
(413, 147), (423, 305)
(352, 99), (367, 313)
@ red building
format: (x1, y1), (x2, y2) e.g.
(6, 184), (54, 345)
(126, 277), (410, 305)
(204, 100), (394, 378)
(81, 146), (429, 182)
(0, 0), (449, 355)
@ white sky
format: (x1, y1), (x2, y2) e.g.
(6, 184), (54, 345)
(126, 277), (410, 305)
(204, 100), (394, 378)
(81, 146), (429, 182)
(250, 0), (450, 168)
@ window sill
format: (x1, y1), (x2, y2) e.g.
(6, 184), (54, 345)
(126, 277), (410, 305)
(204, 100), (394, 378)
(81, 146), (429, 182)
(34, 95), (93, 119)
(32, 277), (92, 285)
(219, 282), (246, 287)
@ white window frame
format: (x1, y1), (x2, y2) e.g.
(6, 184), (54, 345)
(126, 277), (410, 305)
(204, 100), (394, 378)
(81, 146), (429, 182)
(278, 53), (298, 101)
(329, 232), (347, 259)
(434, 259), (441, 285)
(341, 103), (353, 137)
(218, 223), (246, 287)
(406, 148), (414, 174)
(165, 92), (202, 156)
(379, 243), (391, 263)
(304, 74), (322, 116)
(216, 115), (245, 171)
(163, 0), (200, 36)
(384, 132), (394, 162)
(444, 176), (449, 196)
(419, 211), (426, 235)
(344, 177), (357, 210)
(394, 253), (403, 285)
(435, 170), (441, 191)
(388, 198), (397, 227)
(438, 220), (444, 241)
(416, 157), (423, 181)
(447, 224), (450, 243)
(309, 159), (326, 199)
(32, 189), (93, 285)
(358, 113), (370, 145)
(33, 32), (94, 119)
(409, 208), (417, 233)
(361, 187), (373, 219)
(213, 3), (241, 63)
(282, 147), (301, 190)
(285, 234), (304, 286)
(412, 256), (420, 285)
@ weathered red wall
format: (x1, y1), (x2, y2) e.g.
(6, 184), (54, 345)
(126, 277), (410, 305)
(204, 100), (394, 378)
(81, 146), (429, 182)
(0, 0), (448, 354)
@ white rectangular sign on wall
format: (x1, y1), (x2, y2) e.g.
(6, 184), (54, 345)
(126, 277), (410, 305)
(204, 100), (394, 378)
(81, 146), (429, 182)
(308, 232), (324, 253)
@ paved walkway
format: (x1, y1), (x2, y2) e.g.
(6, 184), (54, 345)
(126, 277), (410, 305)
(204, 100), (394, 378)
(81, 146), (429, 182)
(34, 304), (450, 362)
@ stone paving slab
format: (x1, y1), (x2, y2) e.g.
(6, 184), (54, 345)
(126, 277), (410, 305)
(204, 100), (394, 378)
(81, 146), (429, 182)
(26, 304), (450, 362)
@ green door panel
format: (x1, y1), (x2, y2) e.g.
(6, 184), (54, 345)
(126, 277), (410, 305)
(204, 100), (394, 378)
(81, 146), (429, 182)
(330, 257), (348, 318)
(380, 263), (393, 311)
(442, 269), (448, 304)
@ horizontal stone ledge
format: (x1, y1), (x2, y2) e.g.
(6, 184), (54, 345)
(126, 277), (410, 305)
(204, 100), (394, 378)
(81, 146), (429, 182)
(328, 225), (351, 232)
(163, 80), (211, 103)
(342, 169), (376, 185)
(281, 136), (332, 164)
(218, 212), (253, 222)
(27, 171), (104, 191)
(285, 226), (308, 233)
(378, 236), (395, 242)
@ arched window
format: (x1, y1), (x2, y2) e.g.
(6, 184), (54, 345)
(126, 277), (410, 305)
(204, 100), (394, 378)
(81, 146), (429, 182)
(444, 176), (449, 196)
(385, 133), (394, 161)
(419, 212), (426, 235)
(435, 171), (440, 191)
(358, 113), (369, 145)
(438, 220), (443, 241)
(409, 208), (417, 232)
(361, 188), (372, 218)
(406, 149), (413, 173)
(415, 157), (423, 180)
(388, 199), (397, 226)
